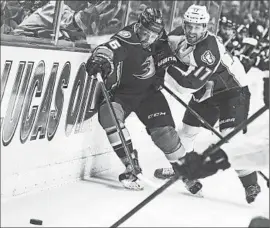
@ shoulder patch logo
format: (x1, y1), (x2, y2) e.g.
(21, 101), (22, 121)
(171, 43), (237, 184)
(201, 50), (215, 65)
(117, 30), (131, 38)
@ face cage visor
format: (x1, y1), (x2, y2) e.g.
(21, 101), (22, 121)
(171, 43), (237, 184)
(137, 24), (163, 48)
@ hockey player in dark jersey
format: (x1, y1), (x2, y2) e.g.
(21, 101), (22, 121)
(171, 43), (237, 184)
(85, 7), (203, 194)
(217, 18), (269, 73)
(217, 16), (238, 52)
(154, 4), (262, 203)
(234, 26), (269, 73)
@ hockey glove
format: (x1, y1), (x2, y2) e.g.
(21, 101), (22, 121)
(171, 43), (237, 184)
(155, 52), (177, 70)
(153, 39), (177, 71)
(86, 53), (113, 79)
(153, 69), (166, 91)
(172, 147), (231, 180)
(263, 77), (269, 108)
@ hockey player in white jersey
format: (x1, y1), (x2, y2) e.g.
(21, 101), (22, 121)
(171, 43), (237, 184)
(154, 5), (263, 203)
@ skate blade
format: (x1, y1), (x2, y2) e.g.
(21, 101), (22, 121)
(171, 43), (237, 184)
(120, 180), (144, 191)
(183, 189), (204, 198)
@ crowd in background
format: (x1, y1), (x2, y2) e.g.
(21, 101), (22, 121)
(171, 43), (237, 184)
(0, 0), (269, 71)
(1, 0), (268, 70)
(1, 1), (269, 37)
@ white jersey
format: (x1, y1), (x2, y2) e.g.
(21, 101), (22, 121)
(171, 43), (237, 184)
(165, 31), (248, 102)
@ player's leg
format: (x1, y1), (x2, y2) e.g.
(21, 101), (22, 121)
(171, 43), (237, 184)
(136, 91), (202, 194)
(154, 98), (219, 179)
(219, 86), (261, 203)
(98, 99), (143, 190)
(179, 98), (220, 151)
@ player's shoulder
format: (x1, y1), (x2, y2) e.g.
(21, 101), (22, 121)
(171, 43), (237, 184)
(112, 23), (141, 46)
(194, 33), (221, 67)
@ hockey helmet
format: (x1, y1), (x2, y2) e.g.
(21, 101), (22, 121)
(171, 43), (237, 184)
(183, 4), (210, 44)
(137, 7), (164, 48)
(183, 4), (210, 25)
(138, 7), (164, 34)
(220, 17), (235, 29)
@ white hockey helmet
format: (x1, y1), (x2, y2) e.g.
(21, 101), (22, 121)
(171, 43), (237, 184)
(183, 4), (210, 24)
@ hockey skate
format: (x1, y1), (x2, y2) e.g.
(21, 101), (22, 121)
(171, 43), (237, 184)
(245, 184), (261, 204)
(154, 167), (203, 195)
(154, 167), (175, 179)
(238, 171), (261, 203)
(118, 150), (144, 191)
(182, 177), (203, 196)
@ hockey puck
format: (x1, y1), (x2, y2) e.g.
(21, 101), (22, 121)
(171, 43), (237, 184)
(30, 219), (43, 225)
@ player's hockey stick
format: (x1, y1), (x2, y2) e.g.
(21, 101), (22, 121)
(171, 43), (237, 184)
(213, 1), (223, 35)
(110, 105), (268, 228)
(95, 73), (158, 187)
(162, 84), (224, 139)
(202, 105), (268, 156)
(163, 85), (269, 185)
(258, 171), (269, 187)
(110, 173), (180, 228)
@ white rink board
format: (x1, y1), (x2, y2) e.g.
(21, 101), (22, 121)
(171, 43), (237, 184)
(1, 45), (115, 198)
(1, 42), (268, 202)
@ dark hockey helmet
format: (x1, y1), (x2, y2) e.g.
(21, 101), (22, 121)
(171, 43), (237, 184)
(138, 7), (164, 34)
(137, 7), (164, 48)
(220, 17), (235, 29)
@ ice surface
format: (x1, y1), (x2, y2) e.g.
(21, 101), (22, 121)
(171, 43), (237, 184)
(1, 68), (269, 227)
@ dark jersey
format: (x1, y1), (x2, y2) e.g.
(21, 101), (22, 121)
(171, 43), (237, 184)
(166, 27), (248, 102)
(95, 23), (169, 97)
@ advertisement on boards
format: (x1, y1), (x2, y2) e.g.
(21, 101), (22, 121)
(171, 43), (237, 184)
(1, 45), (113, 196)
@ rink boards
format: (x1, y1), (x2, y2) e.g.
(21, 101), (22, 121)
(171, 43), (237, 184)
(1, 41), (268, 200)
(1, 44), (116, 198)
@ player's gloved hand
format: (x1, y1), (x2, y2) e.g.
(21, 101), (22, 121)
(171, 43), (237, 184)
(153, 69), (165, 91)
(86, 54), (112, 79)
(172, 146), (231, 180)
(153, 36), (178, 71)
(263, 77), (269, 108)
(154, 50), (177, 71)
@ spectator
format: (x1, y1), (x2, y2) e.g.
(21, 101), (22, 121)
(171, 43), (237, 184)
(248, 9), (266, 39)
(1, 0), (21, 34)
(217, 17), (236, 44)
(1, 0), (14, 33)
(128, 1), (147, 24)
(11, 1), (100, 41)
(222, 1), (244, 26)
(96, 0), (122, 35)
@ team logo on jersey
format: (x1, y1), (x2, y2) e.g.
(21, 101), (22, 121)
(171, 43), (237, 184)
(133, 56), (155, 80)
(201, 50), (215, 65)
(117, 30), (131, 38)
